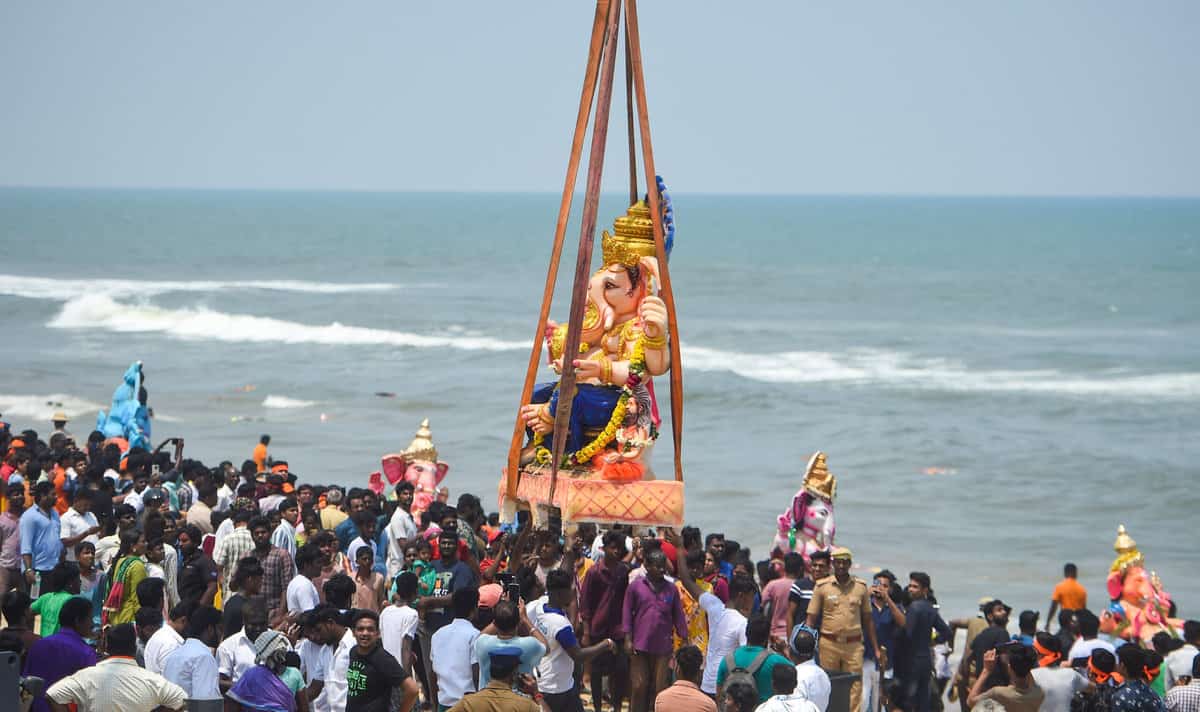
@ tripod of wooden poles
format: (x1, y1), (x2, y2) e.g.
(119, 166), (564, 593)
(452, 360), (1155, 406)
(503, 0), (684, 504)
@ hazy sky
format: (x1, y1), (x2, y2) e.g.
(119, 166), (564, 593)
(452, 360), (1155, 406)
(3, 2), (1198, 196)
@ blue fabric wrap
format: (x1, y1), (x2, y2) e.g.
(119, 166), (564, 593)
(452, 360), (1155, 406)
(528, 382), (622, 455)
(95, 362), (151, 450)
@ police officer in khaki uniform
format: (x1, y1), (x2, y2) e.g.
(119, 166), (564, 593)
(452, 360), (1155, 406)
(807, 547), (881, 712)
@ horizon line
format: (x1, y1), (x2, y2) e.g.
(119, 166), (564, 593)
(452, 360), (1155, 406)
(2, 184), (1199, 200)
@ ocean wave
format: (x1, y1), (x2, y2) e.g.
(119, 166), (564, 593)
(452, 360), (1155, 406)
(683, 346), (1200, 399)
(0, 275), (403, 301)
(37, 295), (1200, 399)
(50, 294), (528, 352)
(0, 394), (105, 421)
(262, 395), (318, 409)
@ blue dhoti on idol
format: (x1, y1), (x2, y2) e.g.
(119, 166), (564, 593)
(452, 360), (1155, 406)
(528, 382), (622, 456)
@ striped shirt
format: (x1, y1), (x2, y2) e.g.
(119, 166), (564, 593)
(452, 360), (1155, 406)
(213, 526), (255, 599)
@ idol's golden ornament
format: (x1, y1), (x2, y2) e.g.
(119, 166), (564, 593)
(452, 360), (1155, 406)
(402, 418), (439, 463)
(802, 451), (838, 501)
(602, 200), (658, 267)
(1110, 524), (1144, 573)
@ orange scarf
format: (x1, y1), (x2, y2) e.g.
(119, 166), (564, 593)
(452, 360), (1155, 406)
(1033, 639), (1061, 668)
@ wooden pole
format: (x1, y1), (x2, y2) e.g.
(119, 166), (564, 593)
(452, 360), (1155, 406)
(626, 0), (684, 482)
(624, 27), (638, 206)
(549, 0), (624, 501)
(505, 0), (611, 499)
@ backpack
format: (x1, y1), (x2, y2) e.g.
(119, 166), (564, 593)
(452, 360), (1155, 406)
(723, 648), (772, 701)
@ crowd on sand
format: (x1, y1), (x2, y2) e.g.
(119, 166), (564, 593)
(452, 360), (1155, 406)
(0, 413), (1198, 712)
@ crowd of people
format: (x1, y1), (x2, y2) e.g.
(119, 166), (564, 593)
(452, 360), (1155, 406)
(0, 414), (1197, 712)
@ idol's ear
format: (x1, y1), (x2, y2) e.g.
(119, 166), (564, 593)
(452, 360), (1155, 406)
(1106, 572), (1123, 600)
(639, 256), (661, 296)
(434, 462), (450, 483)
(381, 455), (405, 484)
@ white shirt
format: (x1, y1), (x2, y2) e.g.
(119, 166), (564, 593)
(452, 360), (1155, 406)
(793, 659), (832, 712)
(380, 603), (420, 666)
(95, 534), (120, 570)
(323, 628), (356, 712)
(144, 623), (185, 675)
(297, 638), (332, 685)
(348, 536), (371, 572)
(47, 656), (187, 712)
(1166, 643), (1199, 687)
(287, 575), (321, 615)
(1032, 666), (1089, 712)
(1067, 637), (1116, 662)
(533, 604), (576, 695)
(213, 517), (235, 551)
(431, 617), (480, 705)
(216, 629), (258, 683)
(124, 488), (146, 514)
(385, 508), (418, 580)
(758, 694), (823, 712)
(216, 484), (234, 512)
(163, 637), (222, 700)
(60, 508), (99, 560)
(700, 591), (748, 694)
(259, 493), (285, 513)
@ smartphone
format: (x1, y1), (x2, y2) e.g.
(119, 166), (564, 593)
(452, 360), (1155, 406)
(506, 582), (522, 602)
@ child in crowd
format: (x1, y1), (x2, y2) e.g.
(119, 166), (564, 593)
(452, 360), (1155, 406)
(353, 546), (386, 612)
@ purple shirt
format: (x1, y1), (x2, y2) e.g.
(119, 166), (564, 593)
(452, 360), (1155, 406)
(621, 575), (687, 655)
(580, 559), (630, 640)
(23, 628), (97, 712)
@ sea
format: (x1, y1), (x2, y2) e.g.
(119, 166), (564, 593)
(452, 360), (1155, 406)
(1, 187), (1197, 621)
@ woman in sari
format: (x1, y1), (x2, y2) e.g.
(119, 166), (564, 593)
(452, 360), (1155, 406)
(226, 629), (306, 712)
(105, 528), (147, 625)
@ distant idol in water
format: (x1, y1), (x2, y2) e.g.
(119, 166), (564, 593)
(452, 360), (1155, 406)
(518, 190), (675, 482)
(772, 451), (837, 562)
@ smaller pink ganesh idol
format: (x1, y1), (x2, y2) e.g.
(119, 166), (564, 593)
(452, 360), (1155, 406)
(1105, 525), (1182, 643)
(772, 451), (837, 561)
(375, 418), (449, 520)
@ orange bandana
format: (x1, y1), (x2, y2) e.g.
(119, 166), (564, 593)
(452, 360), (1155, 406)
(1033, 639), (1060, 668)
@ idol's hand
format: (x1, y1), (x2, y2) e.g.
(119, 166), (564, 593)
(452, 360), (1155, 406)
(520, 403), (553, 435)
(640, 296), (668, 342)
(572, 358), (603, 382)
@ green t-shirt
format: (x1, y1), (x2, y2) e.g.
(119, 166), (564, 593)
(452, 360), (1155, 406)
(32, 591), (74, 637)
(281, 666), (305, 694)
(716, 645), (793, 702)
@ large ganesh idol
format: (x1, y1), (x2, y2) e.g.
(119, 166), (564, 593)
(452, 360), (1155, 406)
(1102, 525), (1182, 643)
(370, 419), (449, 519)
(518, 200), (670, 480)
(772, 452), (837, 561)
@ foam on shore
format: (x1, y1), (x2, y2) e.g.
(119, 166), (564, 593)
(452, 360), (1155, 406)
(50, 294), (527, 352)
